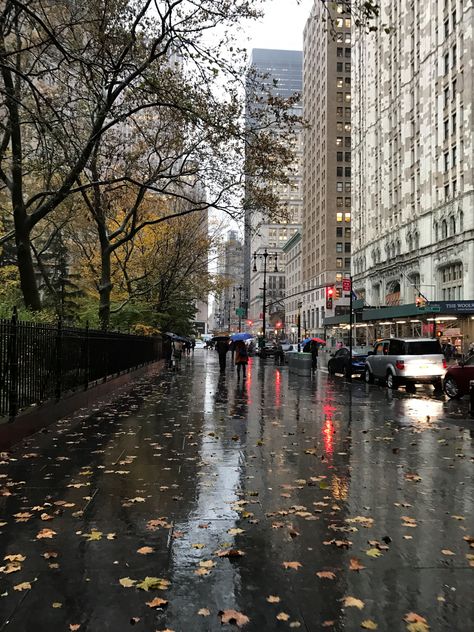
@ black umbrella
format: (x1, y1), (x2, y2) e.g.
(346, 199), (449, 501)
(211, 335), (230, 342)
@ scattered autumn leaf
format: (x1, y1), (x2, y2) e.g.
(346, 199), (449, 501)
(69, 626), (81, 632)
(227, 528), (244, 536)
(13, 582), (31, 591)
(36, 529), (56, 539)
(119, 577), (136, 588)
(343, 597), (365, 610)
(216, 549), (245, 558)
(349, 558), (365, 571)
(52, 602), (62, 608)
(198, 608), (210, 616)
(136, 577), (170, 591)
(404, 612), (430, 632)
(4, 554), (25, 562)
(137, 546), (154, 555)
(282, 561), (302, 570)
(316, 571), (336, 580)
(219, 609), (250, 627)
(366, 548), (383, 558)
(267, 595), (281, 603)
(441, 549), (455, 556)
(83, 530), (102, 541)
(276, 612), (290, 621)
(361, 620), (378, 630)
(146, 597), (168, 609)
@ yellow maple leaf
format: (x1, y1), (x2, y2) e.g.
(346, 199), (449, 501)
(343, 596), (365, 609)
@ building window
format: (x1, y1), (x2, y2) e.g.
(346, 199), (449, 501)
(337, 47), (343, 57)
(337, 166), (343, 177)
(337, 77), (343, 88)
(336, 273), (343, 282)
(344, 258), (351, 268)
(444, 119), (449, 140)
(336, 136), (343, 146)
(336, 258), (343, 269)
(336, 121), (343, 131)
(336, 227), (343, 237)
(336, 182), (343, 192)
(344, 227), (351, 238)
(442, 219), (448, 239)
(345, 197), (351, 207)
(450, 216), (456, 235)
(337, 107), (343, 116)
(452, 146), (457, 166)
(444, 152), (449, 171)
(345, 152), (351, 162)
(345, 62), (351, 72)
(344, 242), (351, 253)
(336, 242), (343, 253)
(344, 212), (351, 222)
(452, 44), (457, 67)
(337, 62), (343, 72)
(336, 92), (343, 102)
(345, 32), (351, 43)
(337, 197), (343, 207)
(344, 122), (351, 132)
(337, 151), (343, 161)
(345, 48), (350, 58)
(444, 52), (449, 74)
(345, 182), (351, 192)
(336, 213), (343, 222)
(345, 93), (351, 102)
(440, 263), (463, 300)
(345, 167), (351, 177)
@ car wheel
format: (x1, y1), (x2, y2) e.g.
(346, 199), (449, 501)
(386, 372), (398, 390)
(444, 376), (461, 399)
(364, 368), (374, 384)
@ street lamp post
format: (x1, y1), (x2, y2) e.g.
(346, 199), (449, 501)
(235, 285), (243, 333)
(297, 301), (302, 350)
(253, 249), (278, 343)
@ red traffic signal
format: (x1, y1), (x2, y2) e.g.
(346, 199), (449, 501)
(326, 286), (334, 310)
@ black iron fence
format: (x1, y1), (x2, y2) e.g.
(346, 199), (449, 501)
(0, 310), (162, 420)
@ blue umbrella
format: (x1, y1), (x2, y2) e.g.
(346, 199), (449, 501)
(231, 332), (253, 341)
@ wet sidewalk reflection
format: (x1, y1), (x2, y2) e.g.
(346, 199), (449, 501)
(0, 352), (472, 631)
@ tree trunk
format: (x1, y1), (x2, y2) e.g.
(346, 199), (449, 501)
(98, 245), (112, 331)
(16, 224), (41, 311)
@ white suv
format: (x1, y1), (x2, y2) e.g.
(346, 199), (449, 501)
(364, 338), (446, 390)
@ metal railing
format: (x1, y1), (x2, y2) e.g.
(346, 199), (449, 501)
(0, 309), (162, 421)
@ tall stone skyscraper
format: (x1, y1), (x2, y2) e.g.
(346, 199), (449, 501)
(243, 49), (303, 336)
(302, 3), (352, 335)
(352, 1), (474, 306)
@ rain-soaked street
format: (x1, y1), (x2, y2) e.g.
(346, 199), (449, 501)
(0, 351), (473, 632)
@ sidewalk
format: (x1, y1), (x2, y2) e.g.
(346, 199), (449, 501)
(0, 352), (472, 631)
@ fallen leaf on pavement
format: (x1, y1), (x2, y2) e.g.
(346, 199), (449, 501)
(69, 626), (81, 631)
(216, 549), (245, 558)
(276, 612), (290, 621)
(83, 530), (102, 541)
(52, 602), (62, 608)
(195, 568), (210, 576)
(136, 577), (170, 591)
(404, 612), (429, 632)
(219, 609), (250, 627)
(441, 549), (455, 556)
(283, 561), (302, 570)
(267, 595), (281, 603)
(227, 528), (244, 536)
(43, 551), (58, 559)
(137, 547), (154, 555)
(146, 597), (168, 609)
(361, 620), (378, 630)
(119, 577), (136, 588)
(0, 562), (21, 574)
(199, 560), (216, 569)
(36, 529), (56, 539)
(4, 554), (25, 562)
(366, 548), (383, 558)
(198, 608), (210, 616)
(14, 582), (31, 591)
(349, 558), (365, 571)
(316, 571), (336, 579)
(343, 597), (365, 610)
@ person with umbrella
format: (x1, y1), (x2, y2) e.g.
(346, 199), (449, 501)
(214, 336), (230, 373)
(234, 340), (249, 380)
(310, 340), (319, 373)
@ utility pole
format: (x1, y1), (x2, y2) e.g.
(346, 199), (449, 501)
(297, 301), (302, 351)
(237, 285), (243, 333)
(348, 275), (353, 383)
(253, 249), (278, 344)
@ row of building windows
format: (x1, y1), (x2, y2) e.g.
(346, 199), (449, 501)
(336, 257), (351, 269)
(336, 212), (351, 223)
(336, 166), (351, 177)
(336, 62), (351, 73)
(336, 121), (351, 133)
(336, 92), (351, 103)
(336, 47), (351, 58)
(435, 212), (464, 240)
(336, 197), (351, 207)
(336, 227), (351, 238)
(336, 77), (351, 88)
(336, 182), (351, 192)
(337, 151), (351, 162)
(336, 242), (351, 253)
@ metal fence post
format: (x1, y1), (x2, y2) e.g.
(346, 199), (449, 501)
(55, 318), (62, 401)
(84, 322), (90, 390)
(7, 308), (18, 422)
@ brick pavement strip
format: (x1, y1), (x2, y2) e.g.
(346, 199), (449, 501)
(0, 352), (472, 631)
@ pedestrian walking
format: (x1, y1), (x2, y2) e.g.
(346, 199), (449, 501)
(173, 340), (183, 369)
(275, 342), (285, 365)
(215, 339), (229, 373)
(191, 339), (196, 353)
(235, 340), (249, 379)
(310, 340), (319, 373)
(229, 340), (236, 365)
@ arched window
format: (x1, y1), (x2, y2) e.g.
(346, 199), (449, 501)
(442, 220), (448, 239)
(450, 216), (456, 235)
(414, 232), (420, 250)
(396, 240), (401, 255)
(407, 235), (413, 251)
(434, 222), (438, 242)
(459, 211), (464, 232)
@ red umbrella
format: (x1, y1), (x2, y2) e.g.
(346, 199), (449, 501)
(312, 337), (326, 345)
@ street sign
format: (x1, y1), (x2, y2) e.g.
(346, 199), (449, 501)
(430, 306), (441, 312)
(342, 278), (352, 292)
(236, 307), (245, 317)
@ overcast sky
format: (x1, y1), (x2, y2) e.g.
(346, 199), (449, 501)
(244, 0), (314, 53)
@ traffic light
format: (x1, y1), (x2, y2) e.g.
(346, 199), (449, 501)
(326, 286), (334, 310)
(416, 294), (427, 308)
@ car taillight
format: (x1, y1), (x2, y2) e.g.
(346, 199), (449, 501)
(442, 359), (447, 369)
(395, 360), (405, 370)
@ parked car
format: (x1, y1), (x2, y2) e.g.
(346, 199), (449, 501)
(257, 342), (277, 358)
(364, 338), (446, 390)
(194, 339), (206, 349)
(328, 346), (371, 378)
(443, 355), (474, 398)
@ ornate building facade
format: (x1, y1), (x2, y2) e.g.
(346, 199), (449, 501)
(352, 0), (474, 306)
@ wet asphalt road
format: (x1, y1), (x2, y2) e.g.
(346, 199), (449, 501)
(0, 351), (473, 631)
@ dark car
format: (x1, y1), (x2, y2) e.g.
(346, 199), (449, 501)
(444, 355), (474, 398)
(328, 347), (370, 378)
